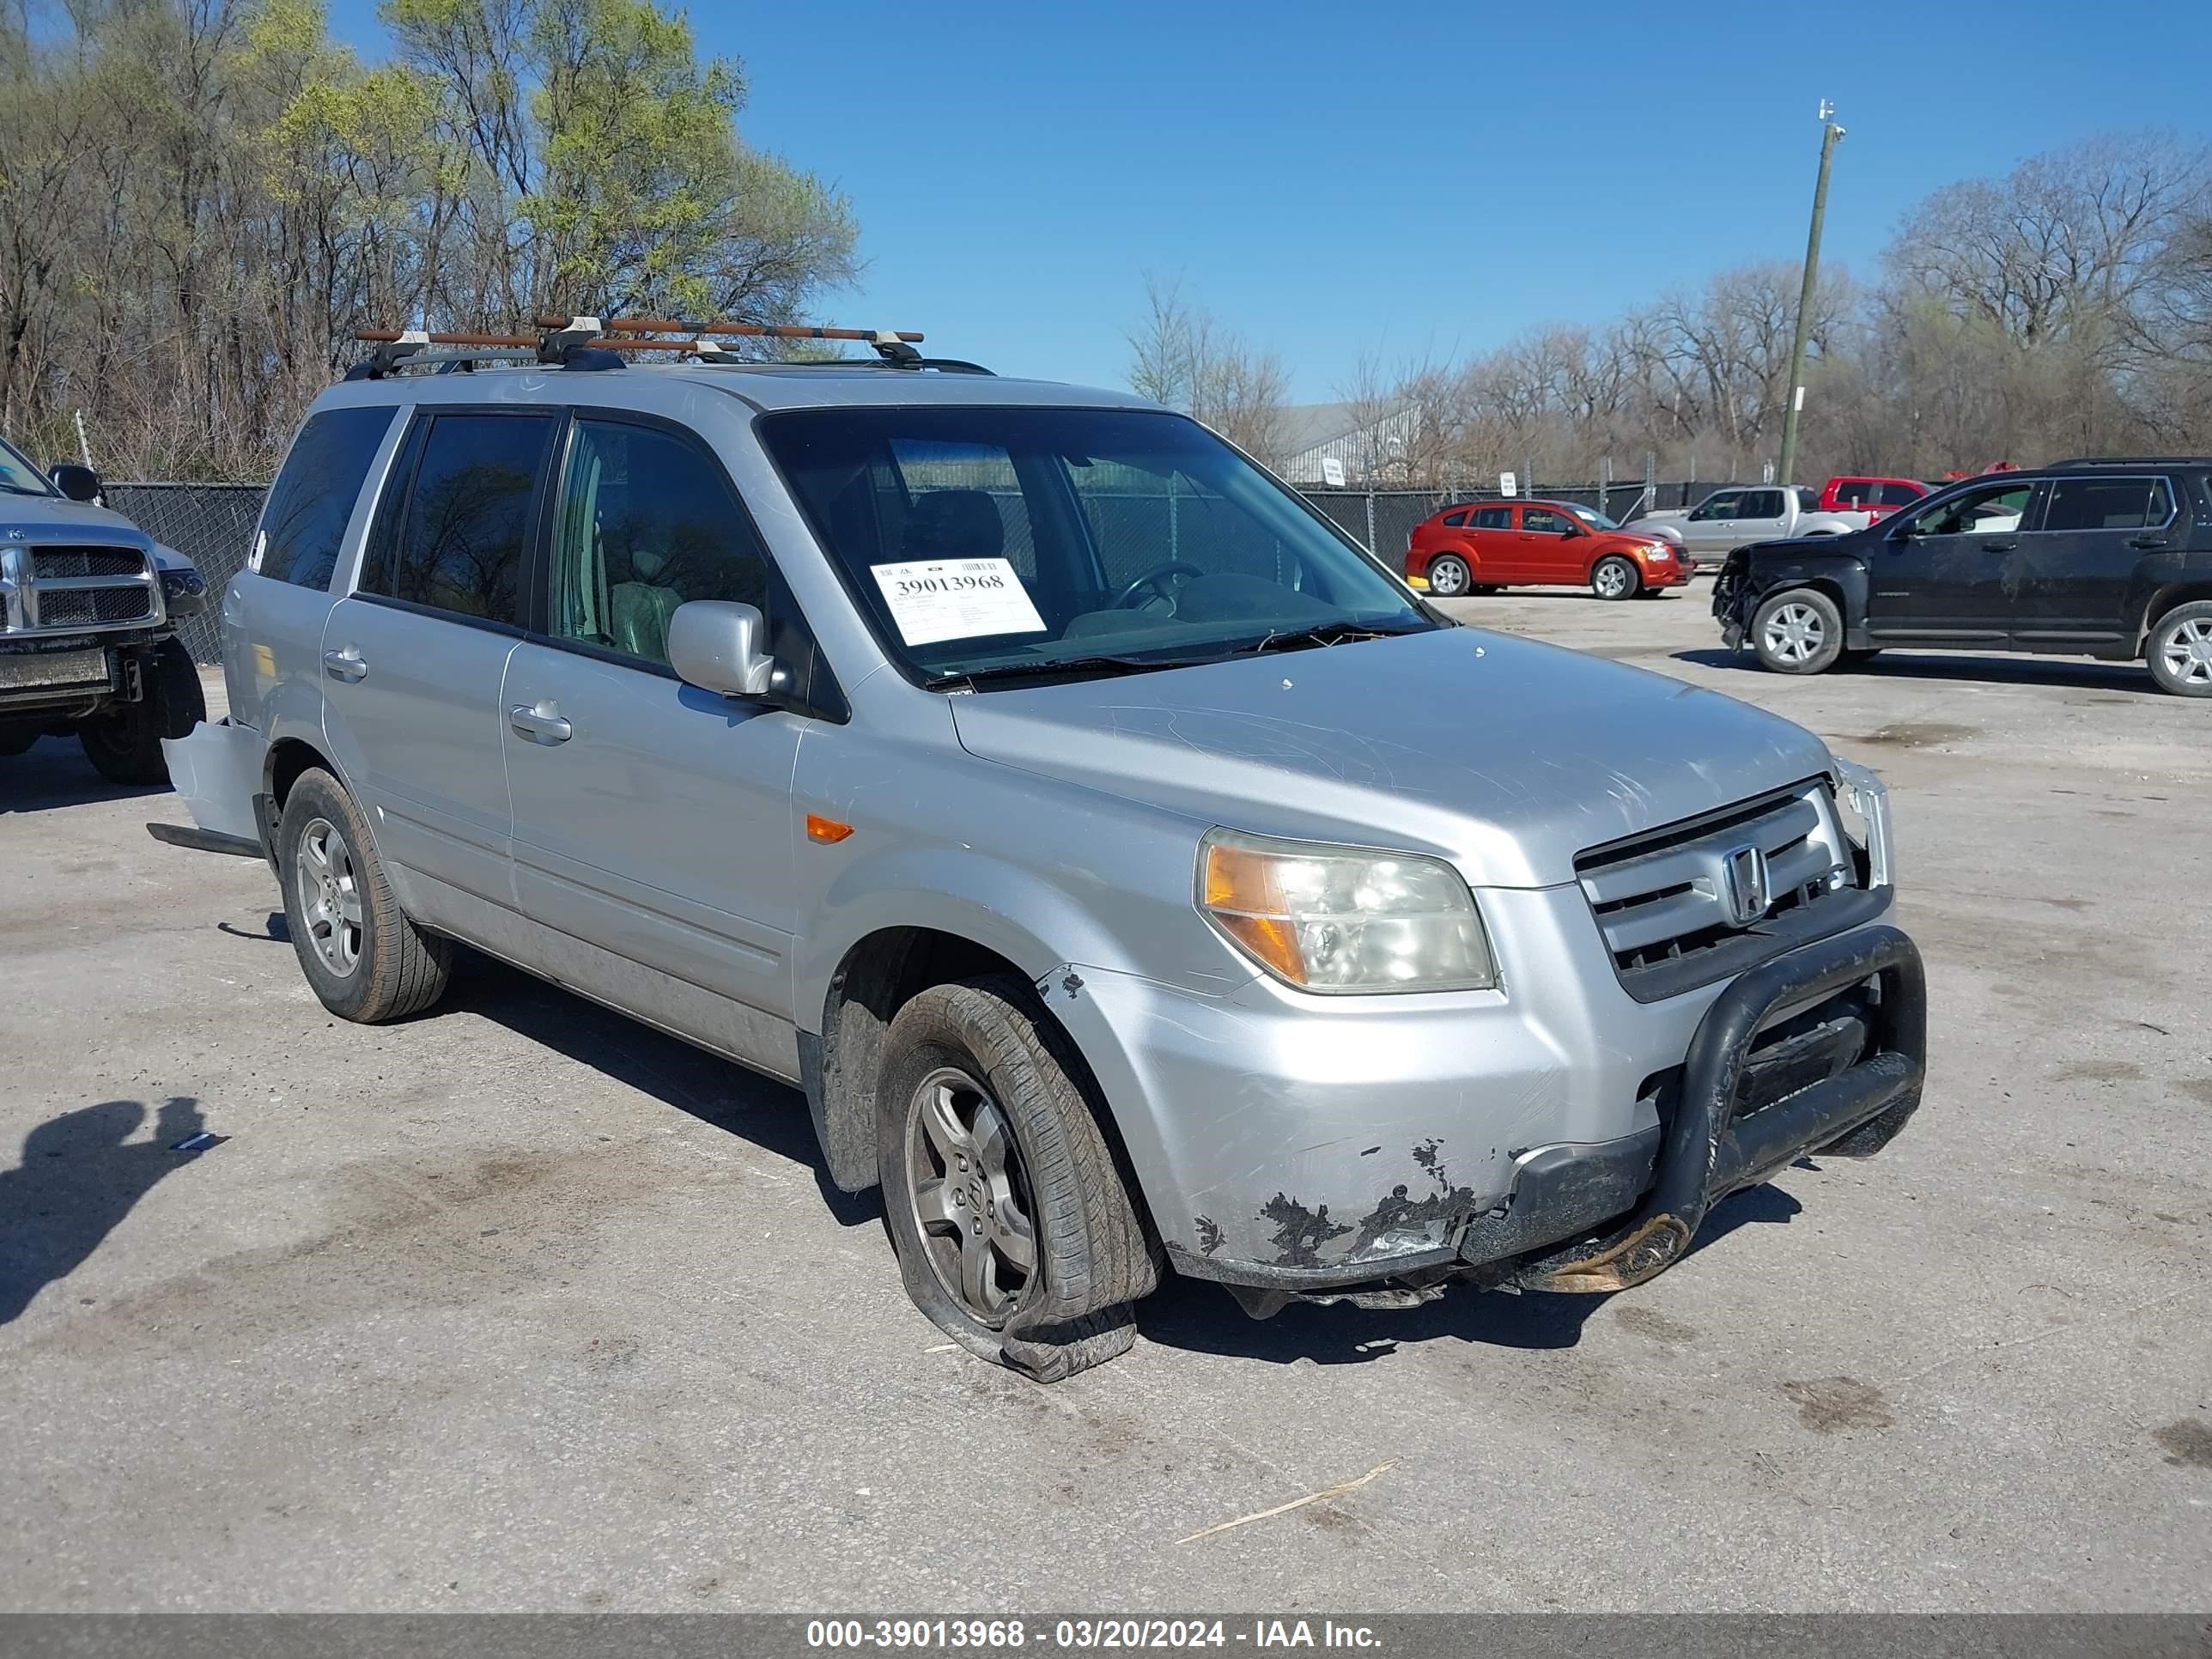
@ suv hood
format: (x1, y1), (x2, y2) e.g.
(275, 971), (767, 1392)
(948, 627), (1835, 889)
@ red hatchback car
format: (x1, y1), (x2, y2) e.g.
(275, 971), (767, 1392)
(1407, 500), (1688, 600)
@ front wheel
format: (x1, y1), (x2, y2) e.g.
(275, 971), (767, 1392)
(2147, 601), (2212, 697)
(1591, 556), (1640, 601)
(1752, 589), (1844, 676)
(878, 976), (1156, 1382)
(1425, 554), (1472, 598)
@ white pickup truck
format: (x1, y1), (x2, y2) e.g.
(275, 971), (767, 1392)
(1623, 485), (1869, 569)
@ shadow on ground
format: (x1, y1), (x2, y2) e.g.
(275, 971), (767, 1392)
(445, 952), (883, 1229)
(1136, 1182), (1802, 1365)
(1671, 647), (2160, 696)
(0, 736), (167, 814)
(0, 1097), (213, 1324)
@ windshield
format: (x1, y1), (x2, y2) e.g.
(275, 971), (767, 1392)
(0, 434), (56, 497)
(762, 406), (1435, 685)
(1567, 504), (1619, 530)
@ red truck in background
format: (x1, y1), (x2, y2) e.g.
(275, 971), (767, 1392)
(1818, 476), (1929, 520)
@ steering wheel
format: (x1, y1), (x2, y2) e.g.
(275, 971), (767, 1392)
(1113, 560), (1207, 611)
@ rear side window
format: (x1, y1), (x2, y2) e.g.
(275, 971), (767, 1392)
(1441, 509), (1469, 527)
(362, 411), (556, 626)
(1877, 482), (1922, 507)
(1472, 506), (1512, 529)
(2041, 477), (2171, 533)
(256, 407), (396, 590)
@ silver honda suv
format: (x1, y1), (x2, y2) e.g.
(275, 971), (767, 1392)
(158, 327), (1926, 1380)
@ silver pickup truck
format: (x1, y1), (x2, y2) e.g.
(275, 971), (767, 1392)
(1624, 484), (1869, 568)
(153, 324), (1927, 1380)
(1, 435), (208, 781)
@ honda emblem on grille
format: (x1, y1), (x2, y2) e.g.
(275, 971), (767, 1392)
(1720, 844), (1771, 927)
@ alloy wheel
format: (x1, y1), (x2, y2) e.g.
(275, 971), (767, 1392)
(2160, 617), (2212, 688)
(1762, 602), (1826, 665)
(1428, 558), (1468, 597)
(1595, 562), (1632, 599)
(905, 1066), (1038, 1323)
(296, 817), (363, 976)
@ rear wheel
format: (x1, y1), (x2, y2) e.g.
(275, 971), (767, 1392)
(878, 976), (1156, 1382)
(1753, 589), (1844, 676)
(1591, 556), (1640, 601)
(1425, 554), (1472, 598)
(2147, 601), (2212, 697)
(277, 768), (452, 1022)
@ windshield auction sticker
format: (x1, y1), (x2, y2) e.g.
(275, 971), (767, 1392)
(872, 557), (1047, 646)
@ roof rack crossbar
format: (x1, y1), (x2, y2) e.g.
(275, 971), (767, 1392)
(349, 315), (971, 378)
(538, 316), (923, 344)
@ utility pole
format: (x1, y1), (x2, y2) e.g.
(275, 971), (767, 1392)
(1777, 101), (1844, 490)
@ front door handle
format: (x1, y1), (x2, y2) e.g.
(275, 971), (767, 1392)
(322, 647), (368, 682)
(1979, 538), (2018, 553)
(2128, 535), (2169, 550)
(508, 701), (573, 744)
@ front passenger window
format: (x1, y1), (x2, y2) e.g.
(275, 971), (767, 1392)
(550, 419), (769, 666)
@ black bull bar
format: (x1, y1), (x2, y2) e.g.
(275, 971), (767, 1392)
(1510, 923), (1926, 1294)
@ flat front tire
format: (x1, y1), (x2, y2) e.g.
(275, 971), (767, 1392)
(878, 976), (1156, 1382)
(1753, 588), (1844, 676)
(2147, 601), (2212, 697)
(276, 768), (451, 1023)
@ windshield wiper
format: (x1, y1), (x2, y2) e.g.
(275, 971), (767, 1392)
(924, 653), (1203, 690)
(1244, 618), (1433, 655)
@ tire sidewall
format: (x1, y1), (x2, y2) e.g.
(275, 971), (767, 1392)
(2147, 603), (2212, 697)
(877, 994), (1053, 1362)
(1753, 588), (1844, 675)
(277, 772), (383, 1020)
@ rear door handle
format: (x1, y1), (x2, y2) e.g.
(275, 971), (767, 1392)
(322, 647), (368, 682)
(508, 701), (573, 744)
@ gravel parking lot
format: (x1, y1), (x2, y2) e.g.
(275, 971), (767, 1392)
(3, 588), (2207, 1613)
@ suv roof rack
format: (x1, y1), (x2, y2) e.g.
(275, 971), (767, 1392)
(346, 317), (986, 380)
(2048, 455), (2212, 469)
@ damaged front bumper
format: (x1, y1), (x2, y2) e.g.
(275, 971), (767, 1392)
(1712, 550), (1755, 648)
(1048, 885), (1923, 1318)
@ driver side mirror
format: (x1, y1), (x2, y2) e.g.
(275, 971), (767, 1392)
(50, 462), (101, 502)
(669, 600), (779, 698)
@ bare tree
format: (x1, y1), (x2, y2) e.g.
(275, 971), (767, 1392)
(1125, 274), (1291, 466)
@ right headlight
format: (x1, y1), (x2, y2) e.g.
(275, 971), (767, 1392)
(1198, 828), (1498, 994)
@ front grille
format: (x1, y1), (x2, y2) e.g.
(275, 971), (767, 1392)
(32, 546), (145, 580)
(36, 586), (155, 626)
(0, 541), (158, 636)
(1577, 781), (1862, 998)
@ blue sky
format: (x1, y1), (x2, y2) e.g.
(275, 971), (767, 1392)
(324, 0), (2207, 400)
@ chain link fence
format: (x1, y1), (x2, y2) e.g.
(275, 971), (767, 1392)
(102, 476), (1728, 665)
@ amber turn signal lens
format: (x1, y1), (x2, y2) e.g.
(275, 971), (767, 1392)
(1200, 841), (1307, 984)
(805, 813), (854, 844)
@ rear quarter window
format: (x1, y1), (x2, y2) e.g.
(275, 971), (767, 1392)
(256, 406), (398, 590)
